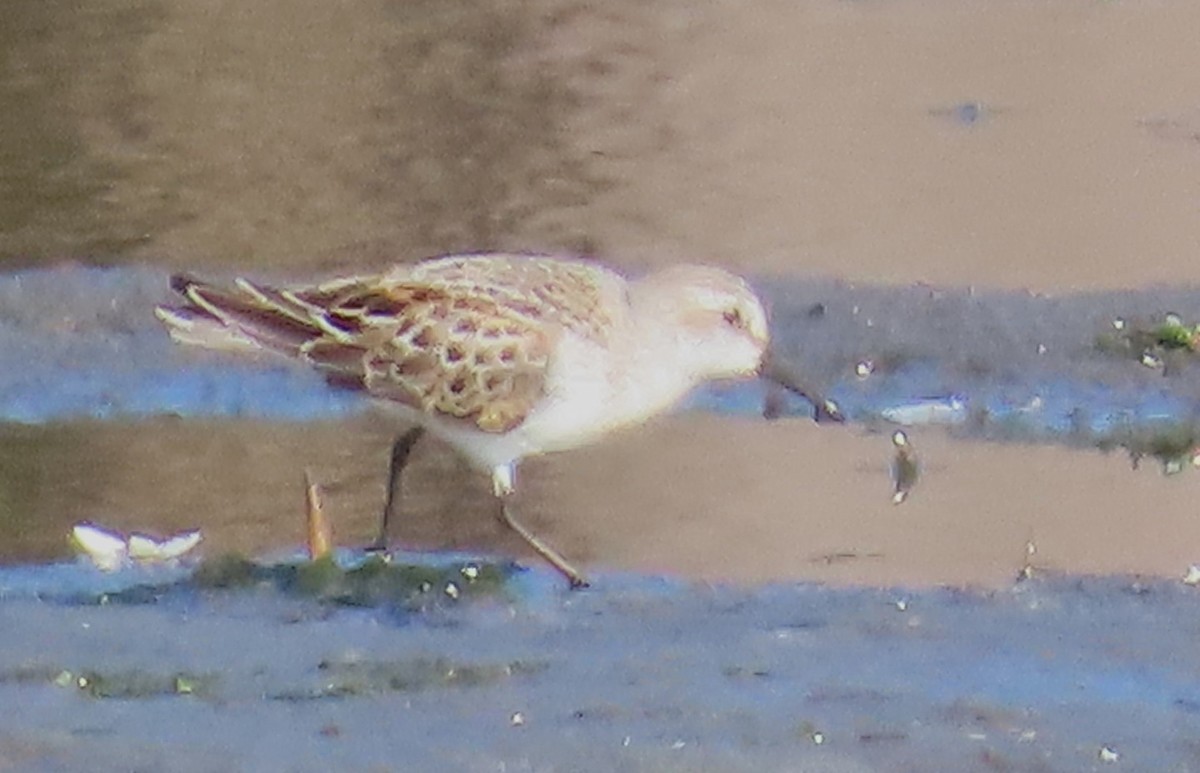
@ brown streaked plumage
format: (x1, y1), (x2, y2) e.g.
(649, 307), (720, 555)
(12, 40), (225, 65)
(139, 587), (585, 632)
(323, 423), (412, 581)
(156, 252), (772, 587)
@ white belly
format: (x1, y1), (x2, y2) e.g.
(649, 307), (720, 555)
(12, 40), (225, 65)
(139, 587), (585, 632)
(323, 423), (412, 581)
(381, 331), (697, 472)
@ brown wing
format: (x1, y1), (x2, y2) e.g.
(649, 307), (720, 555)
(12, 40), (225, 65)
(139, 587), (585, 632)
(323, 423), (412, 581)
(298, 279), (554, 433)
(159, 270), (556, 433)
(390, 253), (625, 345)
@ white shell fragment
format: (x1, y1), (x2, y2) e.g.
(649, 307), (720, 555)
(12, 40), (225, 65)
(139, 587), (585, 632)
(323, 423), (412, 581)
(70, 524), (129, 572)
(128, 530), (202, 561)
(71, 522), (202, 571)
(1184, 565), (1200, 586)
(1099, 746), (1119, 763)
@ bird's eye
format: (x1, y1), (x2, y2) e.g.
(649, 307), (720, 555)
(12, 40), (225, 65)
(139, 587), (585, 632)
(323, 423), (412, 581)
(723, 308), (744, 329)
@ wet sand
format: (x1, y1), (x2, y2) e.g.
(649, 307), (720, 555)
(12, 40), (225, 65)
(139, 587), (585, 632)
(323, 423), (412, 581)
(7, 0), (1200, 290)
(542, 416), (1200, 587)
(562, 0), (1200, 290)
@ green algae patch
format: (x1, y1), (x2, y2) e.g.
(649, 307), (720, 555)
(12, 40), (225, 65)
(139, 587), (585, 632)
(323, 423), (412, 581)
(1097, 423), (1200, 475)
(0, 665), (220, 699)
(1095, 313), (1200, 372)
(274, 554), (513, 607)
(68, 670), (216, 699)
(65, 669), (216, 699)
(46, 551), (515, 609)
(271, 655), (549, 701)
(191, 552), (513, 608)
(286, 554), (346, 597)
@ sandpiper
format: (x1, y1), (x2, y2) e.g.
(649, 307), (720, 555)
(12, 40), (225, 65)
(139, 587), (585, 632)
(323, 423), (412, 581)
(157, 253), (774, 587)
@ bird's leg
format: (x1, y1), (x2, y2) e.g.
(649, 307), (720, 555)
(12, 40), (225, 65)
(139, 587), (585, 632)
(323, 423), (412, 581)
(367, 426), (426, 552)
(492, 465), (589, 589)
(497, 499), (591, 590)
